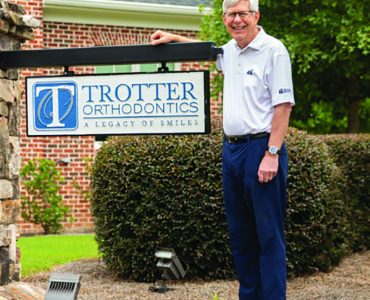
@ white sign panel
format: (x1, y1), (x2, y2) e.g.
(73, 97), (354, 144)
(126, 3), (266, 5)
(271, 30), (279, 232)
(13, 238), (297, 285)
(26, 71), (210, 136)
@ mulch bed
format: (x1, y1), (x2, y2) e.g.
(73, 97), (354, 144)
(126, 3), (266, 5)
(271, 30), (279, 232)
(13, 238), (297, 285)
(24, 251), (370, 300)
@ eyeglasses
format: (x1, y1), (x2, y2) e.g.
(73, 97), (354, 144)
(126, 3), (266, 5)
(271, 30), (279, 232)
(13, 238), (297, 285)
(224, 11), (255, 20)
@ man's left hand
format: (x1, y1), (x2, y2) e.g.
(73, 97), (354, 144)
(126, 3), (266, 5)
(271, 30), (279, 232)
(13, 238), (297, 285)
(258, 154), (279, 183)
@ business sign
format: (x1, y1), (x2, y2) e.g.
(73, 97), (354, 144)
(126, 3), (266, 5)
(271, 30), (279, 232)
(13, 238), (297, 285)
(26, 71), (210, 136)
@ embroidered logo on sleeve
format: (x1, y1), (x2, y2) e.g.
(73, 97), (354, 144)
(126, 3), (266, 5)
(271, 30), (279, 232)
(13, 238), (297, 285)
(246, 69), (254, 75)
(279, 88), (292, 94)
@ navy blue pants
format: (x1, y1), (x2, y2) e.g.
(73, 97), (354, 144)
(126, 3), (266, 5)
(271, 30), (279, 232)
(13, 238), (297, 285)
(222, 136), (288, 300)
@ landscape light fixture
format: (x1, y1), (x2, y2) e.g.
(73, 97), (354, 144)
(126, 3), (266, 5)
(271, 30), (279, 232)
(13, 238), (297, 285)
(151, 247), (186, 293)
(56, 157), (72, 165)
(44, 272), (80, 300)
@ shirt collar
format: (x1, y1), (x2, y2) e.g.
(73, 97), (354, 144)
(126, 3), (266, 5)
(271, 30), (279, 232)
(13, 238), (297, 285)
(233, 26), (266, 51)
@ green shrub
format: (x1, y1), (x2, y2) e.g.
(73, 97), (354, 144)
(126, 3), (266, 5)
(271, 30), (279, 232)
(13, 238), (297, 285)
(92, 125), (233, 282)
(21, 158), (72, 234)
(323, 134), (370, 251)
(91, 127), (369, 282)
(285, 129), (350, 274)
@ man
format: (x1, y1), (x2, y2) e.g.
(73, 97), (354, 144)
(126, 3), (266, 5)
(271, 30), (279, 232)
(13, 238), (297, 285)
(151, 0), (294, 299)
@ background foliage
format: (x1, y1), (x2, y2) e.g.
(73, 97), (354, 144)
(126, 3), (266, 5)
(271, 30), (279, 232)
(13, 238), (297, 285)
(199, 0), (370, 133)
(91, 128), (369, 282)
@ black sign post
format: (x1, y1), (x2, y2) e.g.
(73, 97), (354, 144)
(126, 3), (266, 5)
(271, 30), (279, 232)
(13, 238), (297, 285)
(0, 42), (222, 69)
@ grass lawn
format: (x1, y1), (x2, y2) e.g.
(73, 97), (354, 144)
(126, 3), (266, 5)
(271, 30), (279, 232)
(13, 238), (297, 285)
(18, 234), (99, 277)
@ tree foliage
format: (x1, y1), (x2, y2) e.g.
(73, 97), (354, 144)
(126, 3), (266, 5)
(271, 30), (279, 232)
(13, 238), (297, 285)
(199, 0), (370, 133)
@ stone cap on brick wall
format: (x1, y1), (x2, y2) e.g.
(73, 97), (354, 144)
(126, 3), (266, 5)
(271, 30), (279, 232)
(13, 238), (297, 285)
(0, 1), (40, 41)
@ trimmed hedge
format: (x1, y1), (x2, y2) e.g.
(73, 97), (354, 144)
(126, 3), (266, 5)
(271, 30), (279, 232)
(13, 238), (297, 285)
(285, 129), (349, 273)
(92, 125), (232, 282)
(91, 127), (369, 282)
(324, 134), (369, 251)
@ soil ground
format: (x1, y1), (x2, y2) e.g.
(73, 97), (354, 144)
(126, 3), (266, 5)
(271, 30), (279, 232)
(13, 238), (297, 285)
(24, 251), (370, 300)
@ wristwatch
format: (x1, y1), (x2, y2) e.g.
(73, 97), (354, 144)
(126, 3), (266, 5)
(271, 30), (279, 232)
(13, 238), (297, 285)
(267, 146), (280, 156)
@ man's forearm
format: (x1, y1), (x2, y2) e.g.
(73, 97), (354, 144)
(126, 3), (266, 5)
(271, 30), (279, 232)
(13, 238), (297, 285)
(268, 102), (292, 149)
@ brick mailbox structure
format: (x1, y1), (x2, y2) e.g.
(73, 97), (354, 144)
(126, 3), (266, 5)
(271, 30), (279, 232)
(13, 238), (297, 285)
(0, 0), (39, 283)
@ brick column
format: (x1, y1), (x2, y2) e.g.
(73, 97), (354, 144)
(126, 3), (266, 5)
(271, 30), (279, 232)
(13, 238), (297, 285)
(0, 1), (40, 283)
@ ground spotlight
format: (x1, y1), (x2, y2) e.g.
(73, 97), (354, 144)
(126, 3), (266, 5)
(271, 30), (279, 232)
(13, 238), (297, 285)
(150, 247), (186, 293)
(45, 272), (80, 300)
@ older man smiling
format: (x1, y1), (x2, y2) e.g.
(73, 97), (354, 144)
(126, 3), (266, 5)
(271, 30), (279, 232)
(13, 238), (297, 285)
(151, 1), (294, 299)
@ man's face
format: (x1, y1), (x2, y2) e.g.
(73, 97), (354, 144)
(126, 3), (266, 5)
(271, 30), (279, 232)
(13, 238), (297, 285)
(223, 0), (260, 48)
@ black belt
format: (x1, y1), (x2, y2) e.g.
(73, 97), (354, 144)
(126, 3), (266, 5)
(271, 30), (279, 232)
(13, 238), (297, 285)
(224, 132), (270, 143)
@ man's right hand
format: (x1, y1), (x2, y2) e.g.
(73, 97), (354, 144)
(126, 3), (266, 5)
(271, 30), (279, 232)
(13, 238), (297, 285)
(150, 30), (175, 45)
(150, 30), (198, 45)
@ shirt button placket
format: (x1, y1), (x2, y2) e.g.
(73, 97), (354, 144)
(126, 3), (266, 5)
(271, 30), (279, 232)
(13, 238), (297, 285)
(237, 51), (242, 75)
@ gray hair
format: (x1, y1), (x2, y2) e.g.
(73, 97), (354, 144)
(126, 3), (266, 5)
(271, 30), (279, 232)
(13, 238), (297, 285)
(222, 0), (259, 13)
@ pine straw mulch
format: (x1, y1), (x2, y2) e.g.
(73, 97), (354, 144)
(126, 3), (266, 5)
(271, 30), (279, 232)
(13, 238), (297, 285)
(24, 251), (370, 300)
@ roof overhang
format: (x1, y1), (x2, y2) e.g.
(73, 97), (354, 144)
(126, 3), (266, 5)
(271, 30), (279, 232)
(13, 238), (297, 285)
(43, 0), (211, 31)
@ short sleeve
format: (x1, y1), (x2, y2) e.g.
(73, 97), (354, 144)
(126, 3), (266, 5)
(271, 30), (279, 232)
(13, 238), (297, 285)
(268, 54), (295, 106)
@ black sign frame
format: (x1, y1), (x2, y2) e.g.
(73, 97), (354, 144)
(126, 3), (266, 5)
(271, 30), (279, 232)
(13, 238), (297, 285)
(25, 70), (211, 137)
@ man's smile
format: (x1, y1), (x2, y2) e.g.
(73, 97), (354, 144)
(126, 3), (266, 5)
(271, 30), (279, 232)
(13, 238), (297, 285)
(232, 25), (247, 31)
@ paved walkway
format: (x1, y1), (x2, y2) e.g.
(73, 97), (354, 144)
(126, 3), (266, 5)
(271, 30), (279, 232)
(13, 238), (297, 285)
(0, 282), (44, 300)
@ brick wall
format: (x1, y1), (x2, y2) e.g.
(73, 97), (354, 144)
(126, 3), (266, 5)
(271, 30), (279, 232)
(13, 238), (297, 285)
(12, 1), (221, 235)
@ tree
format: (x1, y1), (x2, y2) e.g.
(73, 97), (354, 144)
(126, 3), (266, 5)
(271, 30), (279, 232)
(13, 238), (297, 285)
(199, 0), (369, 133)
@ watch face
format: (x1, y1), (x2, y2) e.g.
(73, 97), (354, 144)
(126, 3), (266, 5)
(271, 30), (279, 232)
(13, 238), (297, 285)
(269, 146), (278, 155)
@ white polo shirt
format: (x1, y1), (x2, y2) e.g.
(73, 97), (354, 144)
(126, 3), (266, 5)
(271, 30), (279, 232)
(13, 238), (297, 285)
(216, 26), (295, 135)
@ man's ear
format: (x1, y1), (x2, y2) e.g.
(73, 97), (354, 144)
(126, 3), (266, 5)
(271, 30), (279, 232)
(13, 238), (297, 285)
(254, 11), (260, 23)
(222, 14), (227, 26)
